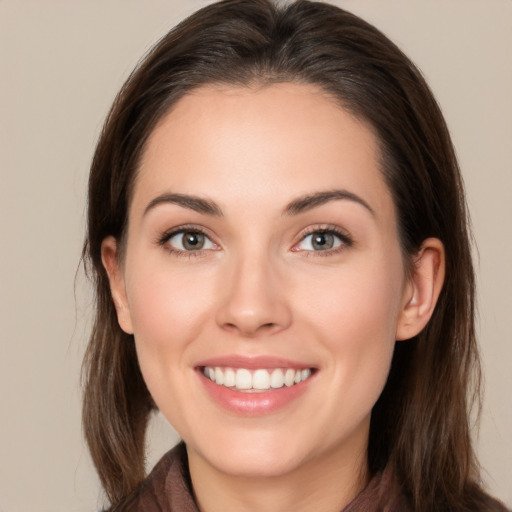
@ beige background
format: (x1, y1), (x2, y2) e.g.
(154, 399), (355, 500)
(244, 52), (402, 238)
(0, 1), (510, 510)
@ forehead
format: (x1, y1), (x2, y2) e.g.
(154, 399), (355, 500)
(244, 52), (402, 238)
(132, 83), (393, 220)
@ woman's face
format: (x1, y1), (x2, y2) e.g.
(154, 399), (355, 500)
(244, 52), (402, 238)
(104, 83), (416, 479)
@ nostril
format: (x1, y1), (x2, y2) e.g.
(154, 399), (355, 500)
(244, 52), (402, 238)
(222, 321), (277, 337)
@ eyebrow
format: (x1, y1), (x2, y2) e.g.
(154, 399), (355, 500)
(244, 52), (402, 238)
(143, 193), (223, 217)
(283, 189), (375, 217)
(143, 189), (375, 218)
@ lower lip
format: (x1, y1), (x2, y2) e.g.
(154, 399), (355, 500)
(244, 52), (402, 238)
(197, 370), (313, 416)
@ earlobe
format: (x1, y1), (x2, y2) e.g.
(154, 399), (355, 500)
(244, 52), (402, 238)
(396, 238), (445, 341)
(101, 236), (134, 335)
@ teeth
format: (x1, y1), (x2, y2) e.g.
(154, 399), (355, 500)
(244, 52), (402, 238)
(235, 369), (252, 390)
(284, 368), (295, 387)
(253, 369), (270, 390)
(224, 368), (236, 387)
(214, 367), (224, 385)
(270, 369), (284, 388)
(203, 366), (313, 391)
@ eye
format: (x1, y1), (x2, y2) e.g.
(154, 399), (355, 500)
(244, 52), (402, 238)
(294, 229), (350, 252)
(166, 230), (218, 252)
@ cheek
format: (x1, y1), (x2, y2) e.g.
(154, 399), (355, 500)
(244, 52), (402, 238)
(124, 260), (223, 427)
(296, 256), (404, 410)
(300, 254), (404, 342)
(124, 259), (218, 369)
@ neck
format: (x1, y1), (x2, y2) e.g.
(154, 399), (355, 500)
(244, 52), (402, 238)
(187, 435), (370, 512)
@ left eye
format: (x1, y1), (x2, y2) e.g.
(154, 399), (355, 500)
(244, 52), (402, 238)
(167, 231), (217, 251)
(296, 231), (344, 251)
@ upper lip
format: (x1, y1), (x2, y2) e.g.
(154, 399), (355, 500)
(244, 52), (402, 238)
(196, 355), (315, 370)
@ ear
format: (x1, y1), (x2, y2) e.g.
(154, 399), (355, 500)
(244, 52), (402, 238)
(396, 238), (445, 341)
(101, 236), (134, 335)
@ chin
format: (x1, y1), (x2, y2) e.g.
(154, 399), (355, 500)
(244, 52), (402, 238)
(205, 448), (307, 478)
(185, 426), (312, 478)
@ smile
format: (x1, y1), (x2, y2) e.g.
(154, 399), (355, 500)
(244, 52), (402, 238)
(202, 366), (313, 392)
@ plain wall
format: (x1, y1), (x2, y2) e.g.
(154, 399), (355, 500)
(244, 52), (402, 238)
(0, 1), (510, 510)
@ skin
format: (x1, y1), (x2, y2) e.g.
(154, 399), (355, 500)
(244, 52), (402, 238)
(102, 83), (445, 512)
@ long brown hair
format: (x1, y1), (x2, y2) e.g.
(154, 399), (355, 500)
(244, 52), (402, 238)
(82, 1), (507, 510)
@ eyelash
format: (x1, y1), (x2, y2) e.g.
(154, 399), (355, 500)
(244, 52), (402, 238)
(156, 224), (353, 258)
(157, 225), (216, 259)
(293, 225), (353, 257)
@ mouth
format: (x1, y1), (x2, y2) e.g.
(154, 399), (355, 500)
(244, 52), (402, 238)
(196, 358), (316, 415)
(201, 366), (313, 392)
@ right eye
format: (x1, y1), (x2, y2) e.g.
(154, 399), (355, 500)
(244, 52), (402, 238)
(166, 230), (218, 252)
(296, 231), (343, 252)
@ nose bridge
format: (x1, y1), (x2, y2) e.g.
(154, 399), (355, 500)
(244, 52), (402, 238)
(216, 245), (291, 336)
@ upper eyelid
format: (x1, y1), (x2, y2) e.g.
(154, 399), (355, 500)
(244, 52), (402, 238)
(297, 224), (352, 240)
(158, 224), (214, 242)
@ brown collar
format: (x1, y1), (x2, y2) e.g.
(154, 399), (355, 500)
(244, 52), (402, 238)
(125, 443), (409, 512)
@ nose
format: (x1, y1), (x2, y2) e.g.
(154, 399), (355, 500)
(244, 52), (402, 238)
(215, 251), (292, 338)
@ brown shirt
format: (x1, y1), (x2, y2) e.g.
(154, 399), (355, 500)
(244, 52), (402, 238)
(117, 443), (410, 512)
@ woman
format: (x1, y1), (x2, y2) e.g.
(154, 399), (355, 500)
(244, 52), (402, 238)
(82, 0), (509, 510)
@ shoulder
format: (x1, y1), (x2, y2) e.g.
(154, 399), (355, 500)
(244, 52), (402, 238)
(342, 467), (411, 512)
(107, 442), (197, 512)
